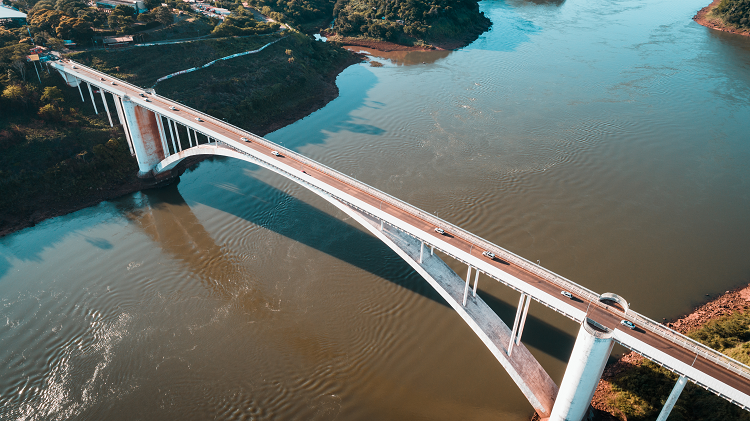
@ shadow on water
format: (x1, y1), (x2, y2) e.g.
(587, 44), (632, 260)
(479, 290), (576, 362)
(146, 169), (575, 360)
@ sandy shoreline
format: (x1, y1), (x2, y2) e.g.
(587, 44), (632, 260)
(693, 0), (750, 37)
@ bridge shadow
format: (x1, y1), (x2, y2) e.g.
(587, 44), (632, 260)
(478, 290), (575, 362)
(159, 162), (576, 361)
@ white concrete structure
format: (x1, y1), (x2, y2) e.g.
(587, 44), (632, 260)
(50, 59), (750, 420)
(550, 320), (614, 421)
(656, 376), (687, 421)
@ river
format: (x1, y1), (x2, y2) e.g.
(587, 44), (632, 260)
(2, 0), (750, 419)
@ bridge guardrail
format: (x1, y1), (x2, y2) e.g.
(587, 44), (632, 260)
(63, 58), (750, 382)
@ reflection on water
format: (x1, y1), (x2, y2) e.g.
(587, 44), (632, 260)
(2, 0), (750, 419)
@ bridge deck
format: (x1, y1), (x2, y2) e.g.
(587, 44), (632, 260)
(51, 58), (750, 408)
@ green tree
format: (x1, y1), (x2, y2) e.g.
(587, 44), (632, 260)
(155, 6), (174, 26)
(112, 4), (136, 17)
(29, 9), (66, 33)
(41, 86), (64, 105)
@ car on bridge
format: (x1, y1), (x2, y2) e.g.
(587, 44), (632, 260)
(170, 106), (177, 111)
(561, 291), (573, 299)
(434, 227), (445, 235)
(620, 320), (636, 329)
(195, 117), (203, 122)
(271, 151), (281, 156)
(482, 251), (495, 259)
(242, 137), (250, 142)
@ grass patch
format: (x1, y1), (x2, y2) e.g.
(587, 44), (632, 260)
(605, 311), (750, 420)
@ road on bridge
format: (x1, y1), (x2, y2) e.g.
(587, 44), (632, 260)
(55, 58), (750, 402)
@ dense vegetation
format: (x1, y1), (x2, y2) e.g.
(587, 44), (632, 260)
(604, 312), (750, 421)
(71, 33), (357, 130)
(712, 0), (750, 30)
(0, 76), (138, 231)
(0, 5), (356, 235)
(245, 0), (491, 46)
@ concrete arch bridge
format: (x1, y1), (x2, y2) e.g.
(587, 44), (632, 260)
(50, 59), (750, 421)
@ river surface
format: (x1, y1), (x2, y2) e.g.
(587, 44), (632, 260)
(2, 0), (750, 419)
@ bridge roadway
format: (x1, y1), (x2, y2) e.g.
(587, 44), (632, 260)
(52, 58), (750, 411)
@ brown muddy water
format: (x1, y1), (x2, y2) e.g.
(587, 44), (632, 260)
(2, 0), (750, 419)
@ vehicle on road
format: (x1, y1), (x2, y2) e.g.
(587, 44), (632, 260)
(482, 251), (495, 259)
(170, 106), (177, 111)
(620, 320), (636, 330)
(271, 151), (280, 156)
(139, 93), (145, 97)
(561, 291), (573, 299)
(241, 137), (250, 142)
(435, 227), (445, 235)
(195, 117), (203, 122)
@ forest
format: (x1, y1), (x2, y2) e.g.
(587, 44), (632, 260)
(713, 0), (750, 29)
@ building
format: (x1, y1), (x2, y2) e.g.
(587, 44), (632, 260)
(102, 35), (134, 48)
(95, 0), (148, 14)
(0, 4), (27, 26)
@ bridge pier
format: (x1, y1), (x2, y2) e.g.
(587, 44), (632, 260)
(655, 375), (687, 421)
(508, 293), (531, 357)
(549, 319), (614, 421)
(120, 96), (167, 177)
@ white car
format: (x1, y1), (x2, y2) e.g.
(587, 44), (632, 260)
(170, 106), (177, 111)
(482, 251), (495, 259)
(195, 117), (203, 122)
(271, 151), (280, 156)
(434, 227), (445, 235)
(620, 320), (636, 330)
(241, 137), (250, 142)
(561, 291), (573, 299)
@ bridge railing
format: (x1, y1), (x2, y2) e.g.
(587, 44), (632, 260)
(62, 59), (750, 381)
(152, 86), (750, 382)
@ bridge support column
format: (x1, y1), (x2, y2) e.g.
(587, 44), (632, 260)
(77, 80), (85, 102)
(462, 266), (472, 306)
(120, 96), (167, 177)
(113, 96), (135, 155)
(419, 241), (424, 263)
(655, 376), (687, 421)
(87, 83), (98, 114)
(155, 114), (170, 158)
(99, 89), (113, 127)
(550, 319), (614, 421)
(472, 269), (479, 296)
(508, 293), (531, 356)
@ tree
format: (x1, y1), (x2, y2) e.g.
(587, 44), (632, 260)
(10, 60), (26, 82)
(41, 86), (64, 105)
(29, 9), (66, 33)
(112, 5), (136, 18)
(155, 6), (174, 26)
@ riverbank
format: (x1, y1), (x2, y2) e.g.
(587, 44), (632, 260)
(591, 284), (750, 421)
(694, 0), (750, 37)
(0, 35), (363, 239)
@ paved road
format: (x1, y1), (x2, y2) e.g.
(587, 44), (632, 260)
(54, 58), (750, 402)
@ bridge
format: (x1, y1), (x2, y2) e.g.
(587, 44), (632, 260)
(50, 58), (750, 421)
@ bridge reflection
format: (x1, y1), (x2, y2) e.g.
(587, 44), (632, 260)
(127, 173), (575, 362)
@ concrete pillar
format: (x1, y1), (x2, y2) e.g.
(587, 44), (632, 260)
(120, 96), (167, 177)
(472, 269), (480, 296)
(656, 376), (687, 421)
(155, 114), (170, 157)
(77, 80), (85, 102)
(462, 266), (472, 306)
(87, 83), (98, 114)
(549, 319), (615, 421)
(99, 89), (113, 127)
(167, 119), (178, 152)
(113, 96), (135, 156)
(508, 293), (530, 357)
(419, 241), (424, 264)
